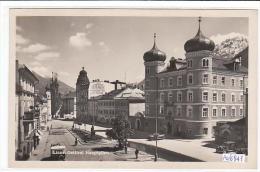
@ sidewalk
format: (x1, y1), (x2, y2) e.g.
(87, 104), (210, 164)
(114, 147), (165, 162)
(28, 130), (50, 161)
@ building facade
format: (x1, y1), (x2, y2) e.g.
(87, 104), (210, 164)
(45, 87), (52, 121)
(50, 72), (60, 117)
(143, 18), (248, 138)
(61, 91), (76, 118)
(76, 67), (90, 123)
(15, 60), (39, 160)
(88, 79), (114, 98)
(95, 87), (145, 125)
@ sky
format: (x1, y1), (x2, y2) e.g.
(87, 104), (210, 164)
(16, 16), (248, 88)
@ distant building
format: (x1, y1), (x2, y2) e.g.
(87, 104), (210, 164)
(143, 17), (248, 138)
(50, 72), (60, 117)
(76, 67), (90, 123)
(45, 86), (52, 121)
(15, 60), (39, 160)
(61, 91), (76, 118)
(88, 79), (114, 98)
(94, 87), (145, 125)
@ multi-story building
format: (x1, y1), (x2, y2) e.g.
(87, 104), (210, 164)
(88, 79), (114, 98)
(143, 18), (248, 138)
(15, 60), (39, 160)
(45, 86), (52, 121)
(50, 72), (60, 117)
(61, 91), (76, 118)
(95, 87), (145, 125)
(76, 67), (90, 123)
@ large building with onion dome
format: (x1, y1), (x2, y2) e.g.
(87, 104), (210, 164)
(143, 17), (248, 138)
(76, 67), (90, 122)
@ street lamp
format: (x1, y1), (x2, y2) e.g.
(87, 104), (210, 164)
(154, 76), (159, 162)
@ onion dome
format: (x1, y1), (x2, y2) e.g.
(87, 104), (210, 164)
(143, 33), (166, 62)
(76, 67), (90, 87)
(184, 17), (215, 53)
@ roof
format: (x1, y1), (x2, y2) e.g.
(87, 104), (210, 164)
(100, 87), (145, 100)
(18, 64), (39, 83)
(212, 56), (248, 73)
(100, 88), (126, 100)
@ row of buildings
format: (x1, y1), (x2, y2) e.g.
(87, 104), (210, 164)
(60, 68), (146, 129)
(15, 60), (60, 160)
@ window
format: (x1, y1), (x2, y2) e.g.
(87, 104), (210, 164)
(213, 76), (217, 85)
(221, 108), (226, 117)
(168, 77), (173, 87)
(146, 105), (149, 115)
(177, 76), (182, 86)
(212, 108), (217, 117)
(168, 92), (173, 103)
(160, 79), (165, 88)
(202, 91), (208, 102)
(187, 107), (193, 117)
(231, 108), (236, 116)
(160, 106), (164, 114)
(221, 77), (225, 85)
(202, 58), (209, 67)
(203, 128), (208, 135)
(145, 68), (150, 75)
(231, 94), (235, 102)
(146, 93), (149, 102)
(213, 93), (218, 102)
(240, 94), (243, 102)
(240, 79), (243, 88)
(231, 79), (235, 87)
(187, 73), (193, 85)
(240, 108), (243, 116)
(203, 74), (209, 84)
(187, 60), (193, 68)
(177, 92), (182, 102)
(160, 93), (165, 102)
(146, 80), (150, 88)
(221, 93), (226, 102)
(187, 91), (193, 102)
(202, 107), (208, 117)
(177, 107), (182, 117)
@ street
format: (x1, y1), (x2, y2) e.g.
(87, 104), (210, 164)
(29, 120), (164, 161)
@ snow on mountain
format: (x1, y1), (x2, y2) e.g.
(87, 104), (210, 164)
(210, 32), (248, 58)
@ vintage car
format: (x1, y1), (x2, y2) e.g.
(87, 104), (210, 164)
(50, 143), (66, 160)
(236, 147), (248, 155)
(216, 141), (236, 153)
(148, 133), (165, 141)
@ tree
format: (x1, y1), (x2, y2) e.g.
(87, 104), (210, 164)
(106, 115), (131, 149)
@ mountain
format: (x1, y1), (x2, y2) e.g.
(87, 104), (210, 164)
(33, 72), (75, 97)
(212, 34), (248, 59)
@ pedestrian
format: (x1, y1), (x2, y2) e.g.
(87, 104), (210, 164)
(135, 149), (139, 159)
(75, 137), (78, 146)
(124, 145), (127, 154)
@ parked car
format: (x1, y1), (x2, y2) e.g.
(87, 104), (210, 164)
(216, 141), (236, 153)
(236, 147), (248, 155)
(50, 143), (66, 160)
(148, 133), (165, 141)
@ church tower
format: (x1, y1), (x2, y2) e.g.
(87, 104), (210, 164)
(76, 67), (90, 123)
(143, 33), (166, 117)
